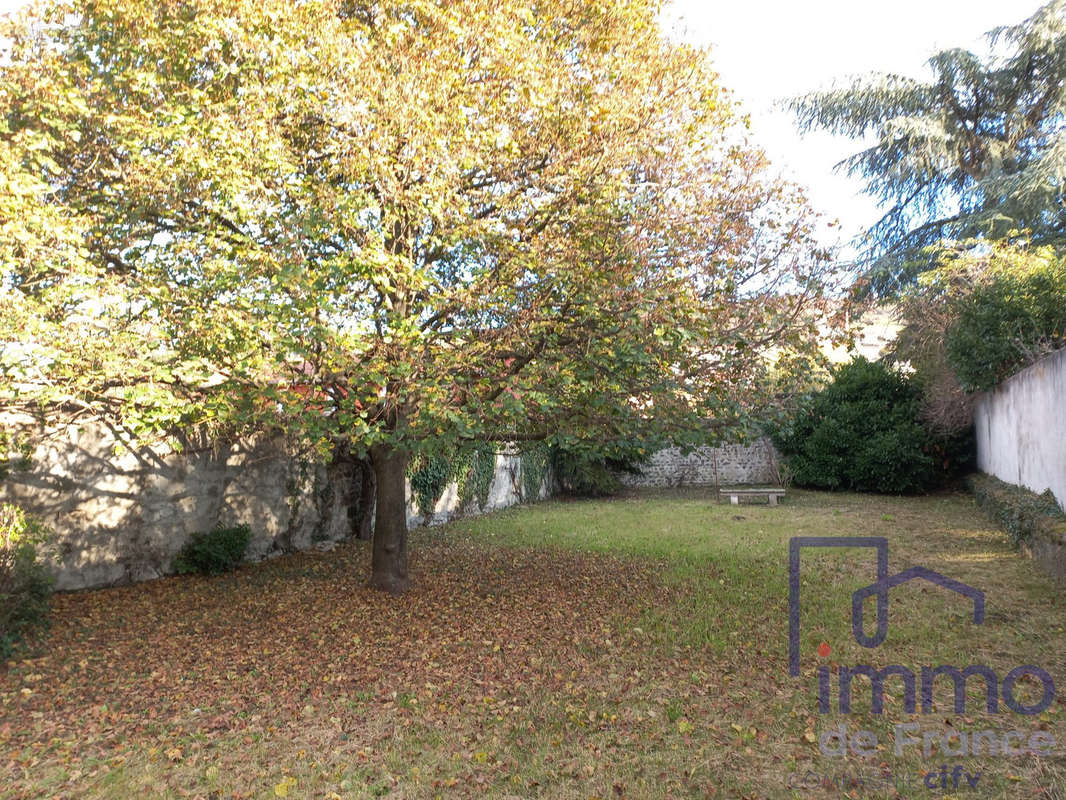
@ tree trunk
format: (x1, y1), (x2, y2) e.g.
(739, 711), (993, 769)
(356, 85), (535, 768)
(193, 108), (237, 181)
(369, 444), (411, 593)
(356, 458), (376, 541)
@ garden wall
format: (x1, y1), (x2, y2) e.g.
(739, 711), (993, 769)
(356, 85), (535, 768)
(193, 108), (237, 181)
(622, 438), (779, 488)
(0, 416), (546, 591)
(975, 347), (1066, 510)
(1, 410), (775, 591)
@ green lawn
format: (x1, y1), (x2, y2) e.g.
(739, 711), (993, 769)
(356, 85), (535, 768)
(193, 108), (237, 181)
(2, 488), (1064, 798)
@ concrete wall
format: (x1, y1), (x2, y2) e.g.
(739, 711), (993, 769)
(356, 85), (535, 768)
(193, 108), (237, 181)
(0, 417), (547, 591)
(975, 347), (1066, 510)
(622, 438), (779, 488)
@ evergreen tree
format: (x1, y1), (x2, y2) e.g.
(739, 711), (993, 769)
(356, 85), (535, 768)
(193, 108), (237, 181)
(792, 1), (1066, 295)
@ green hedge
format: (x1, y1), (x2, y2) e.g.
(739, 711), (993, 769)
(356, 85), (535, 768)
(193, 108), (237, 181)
(967, 473), (1066, 549)
(772, 358), (972, 494)
(945, 255), (1066, 391)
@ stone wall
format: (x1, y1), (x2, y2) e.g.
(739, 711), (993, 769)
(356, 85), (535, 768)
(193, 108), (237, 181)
(975, 347), (1066, 510)
(622, 438), (780, 488)
(0, 417), (548, 591)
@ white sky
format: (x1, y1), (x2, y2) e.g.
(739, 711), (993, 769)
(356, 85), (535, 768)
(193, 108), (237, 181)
(662, 0), (1049, 256)
(0, 0), (1050, 256)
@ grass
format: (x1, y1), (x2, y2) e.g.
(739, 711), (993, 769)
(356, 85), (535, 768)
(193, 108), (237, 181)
(1, 488), (1064, 798)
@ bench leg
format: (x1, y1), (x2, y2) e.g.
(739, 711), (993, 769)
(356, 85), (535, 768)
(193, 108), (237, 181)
(730, 495), (739, 505)
(769, 494), (778, 506)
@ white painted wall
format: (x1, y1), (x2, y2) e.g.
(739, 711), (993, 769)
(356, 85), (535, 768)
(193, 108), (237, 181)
(975, 348), (1066, 509)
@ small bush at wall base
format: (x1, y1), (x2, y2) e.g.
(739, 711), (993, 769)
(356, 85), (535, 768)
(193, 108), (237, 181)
(0, 504), (54, 660)
(172, 525), (252, 576)
(967, 473), (1066, 549)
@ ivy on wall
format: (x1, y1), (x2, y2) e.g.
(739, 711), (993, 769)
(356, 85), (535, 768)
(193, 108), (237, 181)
(407, 443), (501, 516)
(407, 452), (454, 516)
(520, 444), (550, 502)
(456, 443), (497, 510)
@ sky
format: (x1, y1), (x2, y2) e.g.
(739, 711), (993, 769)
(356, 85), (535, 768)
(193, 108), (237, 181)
(662, 0), (1049, 257)
(0, 0), (1050, 256)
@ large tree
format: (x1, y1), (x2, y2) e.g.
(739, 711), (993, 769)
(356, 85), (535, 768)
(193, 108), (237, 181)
(791, 0), (1066, 295)
(2, 0), (840, 591)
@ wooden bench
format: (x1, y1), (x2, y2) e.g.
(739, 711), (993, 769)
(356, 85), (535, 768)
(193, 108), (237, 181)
(722, 487), (786, 506)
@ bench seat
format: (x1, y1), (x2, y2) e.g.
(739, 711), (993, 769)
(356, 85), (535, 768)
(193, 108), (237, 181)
(722, 487), (786, 506)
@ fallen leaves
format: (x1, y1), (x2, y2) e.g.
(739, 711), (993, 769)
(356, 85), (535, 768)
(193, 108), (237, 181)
(4, 491), (1064, 798)
(0, 535), (681, 797)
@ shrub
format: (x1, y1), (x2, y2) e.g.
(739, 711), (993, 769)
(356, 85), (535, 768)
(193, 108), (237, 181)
(887, 245), (1066, 438)
(967, 473), (1066, 549)
(0, 430), (33, 482)
(944, 246), (1066, 391)
(0, 504), (53, 659)
(550, 440), (648, 498)
(173, 525), (252, 575)
(772, 358), (972, 494)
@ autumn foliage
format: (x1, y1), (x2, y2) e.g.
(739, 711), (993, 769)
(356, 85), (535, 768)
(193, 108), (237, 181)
(1, 0), (843, 589)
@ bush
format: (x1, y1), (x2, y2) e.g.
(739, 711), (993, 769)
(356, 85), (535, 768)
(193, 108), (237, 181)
(772, 358), (972, 494)
(0, 430), (33, 482)
(173, 525), (252, 575)
(944, 247), (1066, 391)
(550, 440), (648, 498)
(0, 504), (53, 660)
(967, 473), (1066, 549)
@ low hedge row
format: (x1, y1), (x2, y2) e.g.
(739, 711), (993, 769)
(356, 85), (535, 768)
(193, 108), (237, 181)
(968, 474), (1066, 580)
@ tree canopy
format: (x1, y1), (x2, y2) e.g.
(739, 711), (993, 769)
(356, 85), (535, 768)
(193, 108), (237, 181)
(2, 0), (842, 590)
(791, 0), (1066, 295)
(888, 242), (1066, 422)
